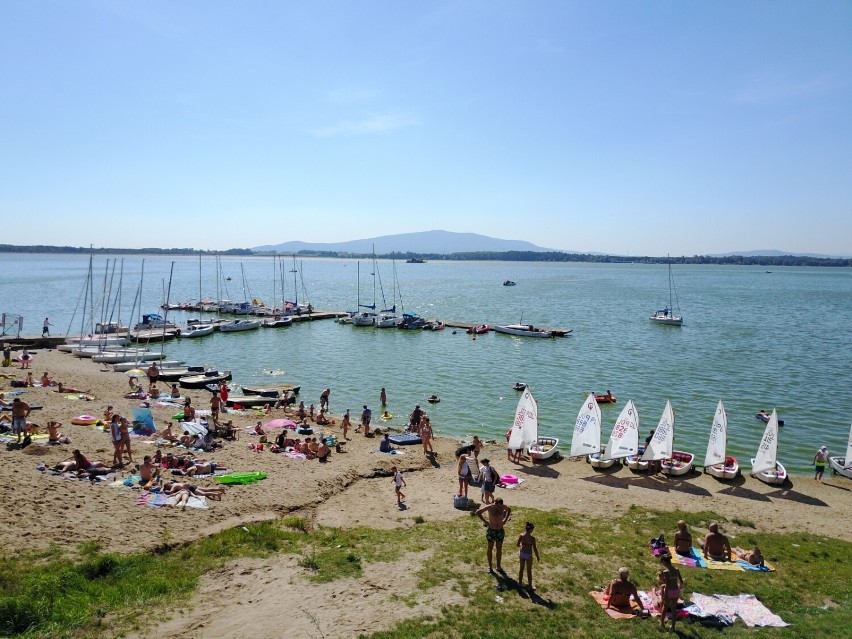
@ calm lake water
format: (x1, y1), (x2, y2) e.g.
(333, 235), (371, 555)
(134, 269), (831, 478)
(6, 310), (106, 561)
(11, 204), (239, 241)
(4, 253), (851, 475)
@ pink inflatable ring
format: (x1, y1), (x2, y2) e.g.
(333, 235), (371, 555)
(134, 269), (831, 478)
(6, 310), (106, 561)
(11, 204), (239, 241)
(500, 474), (519, 484)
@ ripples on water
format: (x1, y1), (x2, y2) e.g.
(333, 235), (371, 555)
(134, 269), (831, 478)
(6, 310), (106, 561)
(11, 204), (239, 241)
(5, 254), (851, 475)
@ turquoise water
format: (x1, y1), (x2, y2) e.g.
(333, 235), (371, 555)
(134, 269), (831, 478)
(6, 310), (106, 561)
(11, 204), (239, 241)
(3, 254), (851, 475)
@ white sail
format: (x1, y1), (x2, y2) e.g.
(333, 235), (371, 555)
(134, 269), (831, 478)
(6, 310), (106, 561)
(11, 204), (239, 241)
(570, 393), (602, 457)
(845, 422), (852, 468)
(751, 409), (779, 475)
(641, 400), (675, 461)
(703, 400), (727, 467)
(508, 387), (538, 451)
(604, 399), (639, 460)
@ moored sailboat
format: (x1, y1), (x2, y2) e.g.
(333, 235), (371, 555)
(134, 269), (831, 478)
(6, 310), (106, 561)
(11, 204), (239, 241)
(703, 400), (740, 480)
(650, 256), (683, 326)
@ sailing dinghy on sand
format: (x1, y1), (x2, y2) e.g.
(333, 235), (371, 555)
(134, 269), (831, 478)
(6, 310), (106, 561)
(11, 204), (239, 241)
(520, 388), (559, 460)
(589, 400), (639, 469)
(703, 400), (740, 480)
(750, 409), (787, 485)
(570, 393), (603, 461)
(506, 387), (543, 459)
(641, 400), (694, 476)
(829, 423), (852, 479)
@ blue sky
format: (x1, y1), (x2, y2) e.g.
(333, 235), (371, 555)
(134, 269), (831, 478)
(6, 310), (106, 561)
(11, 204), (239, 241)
(2, 1), (850, 256)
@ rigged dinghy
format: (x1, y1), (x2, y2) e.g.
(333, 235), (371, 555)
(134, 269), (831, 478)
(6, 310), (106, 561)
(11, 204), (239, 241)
(571, 393), (602, 461)
(750, 409), (787, 485)
(703, 400), (739, 480)
(591, 400), (639, 468)
(507, 387), (539, 458)
(829, 423), (852, 479)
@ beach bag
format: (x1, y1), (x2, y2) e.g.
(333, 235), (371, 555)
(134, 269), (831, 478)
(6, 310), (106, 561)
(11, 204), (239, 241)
(650, 534), (667, 551)
(453, 495), (469, 509)
(10, 380), (25, 388)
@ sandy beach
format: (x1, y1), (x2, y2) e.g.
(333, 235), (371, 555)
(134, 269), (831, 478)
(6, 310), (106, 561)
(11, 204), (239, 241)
(2, 347), (851, 637)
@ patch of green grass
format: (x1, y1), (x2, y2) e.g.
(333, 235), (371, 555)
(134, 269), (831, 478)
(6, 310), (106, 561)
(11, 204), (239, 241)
(732, 517), (756, 528)
(2, 508), (850, 638)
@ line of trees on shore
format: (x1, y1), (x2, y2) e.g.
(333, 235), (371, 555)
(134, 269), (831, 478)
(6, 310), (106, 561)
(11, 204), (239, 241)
(1, 245), (849, 267)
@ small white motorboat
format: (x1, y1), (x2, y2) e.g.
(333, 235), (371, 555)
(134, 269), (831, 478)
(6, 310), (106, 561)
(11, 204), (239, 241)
(493, 323), (553, 338)
(179, 370), (233, 389)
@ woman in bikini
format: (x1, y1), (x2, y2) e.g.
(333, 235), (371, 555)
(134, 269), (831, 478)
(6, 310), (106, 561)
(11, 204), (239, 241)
(673, 520), (693, 556)
(658, 552), (684, 631)
(605, 567), (643, 610)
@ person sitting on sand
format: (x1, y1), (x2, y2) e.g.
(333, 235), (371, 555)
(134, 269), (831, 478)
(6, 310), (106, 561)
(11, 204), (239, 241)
(139, 455), (160, 489)
(103, 404), (115, 423)
(148, 383), (160, 399)
(160, 422), (177, 441)
(317, 438), (331, 462)
(308, 437), (319, 457)
(170, 383), (180, 398)
(152, 449), (164, 465)
(297, 401), (307, 423)
(315, 409), (331, 426)
(606, 567), (643, 610)
(47, 420), (65, 444)
(183, 399), (196, 422)
(163, 480), (226, 500)
(299, 439), (313, 458)
(128, 376), (139, 392)
(253, 421), (267, 443)
(673, 520), (693, 556)
(702, 523), (732, 561)
(732, 545), (764, 566)
(40, 372), (55, 387)
(379, 433), (394, 453)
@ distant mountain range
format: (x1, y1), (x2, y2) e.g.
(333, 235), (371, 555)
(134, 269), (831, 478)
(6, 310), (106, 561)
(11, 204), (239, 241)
(253, 230), (559, 255)
(710, 249), (850, 259)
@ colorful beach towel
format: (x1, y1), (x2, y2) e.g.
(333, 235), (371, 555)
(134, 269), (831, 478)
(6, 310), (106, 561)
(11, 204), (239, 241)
(589, 590), (659, 619)
(675, 548), (774, 572)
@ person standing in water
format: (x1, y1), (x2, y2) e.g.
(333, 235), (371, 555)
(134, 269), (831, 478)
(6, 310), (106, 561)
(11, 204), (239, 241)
(380, 387), (387, 407)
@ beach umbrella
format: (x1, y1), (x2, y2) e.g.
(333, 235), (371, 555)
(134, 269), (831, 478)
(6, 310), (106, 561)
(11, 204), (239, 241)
(125, 369), (145, 377)
(266, 418), (298, 430)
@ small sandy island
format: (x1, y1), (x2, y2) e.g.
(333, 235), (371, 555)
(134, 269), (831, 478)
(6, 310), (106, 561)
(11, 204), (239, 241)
(2, 348), (850, 638)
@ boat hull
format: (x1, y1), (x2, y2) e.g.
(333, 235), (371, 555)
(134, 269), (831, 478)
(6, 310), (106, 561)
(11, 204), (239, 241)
(179, 325), (215, 337)
(588, 453), (617, 469)
(750, 460), (787, 485)
(829, 456), (852, 479)
(528, 437), (559, 461)
(705, 456), (740, 480)
(626, 453), (649, 471)
(241, 384), (301, 397)
(179, 370), (233, 389)
(219, 320), (260, 332)
(226, 395), (274, 408)
(649, 313), (682, 326)
(493, 324), (553, 338)
(261, 318), (293, 328)
(92, 351), (164, 364)
(660, 451), (695, 476)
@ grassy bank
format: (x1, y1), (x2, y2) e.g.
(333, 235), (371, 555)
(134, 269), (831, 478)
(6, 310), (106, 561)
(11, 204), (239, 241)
(1, 507), (849, 638)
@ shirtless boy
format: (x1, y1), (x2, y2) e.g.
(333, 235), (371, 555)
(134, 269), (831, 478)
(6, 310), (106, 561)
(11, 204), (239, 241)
(476, 498), (512, 574)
